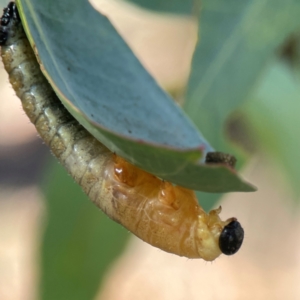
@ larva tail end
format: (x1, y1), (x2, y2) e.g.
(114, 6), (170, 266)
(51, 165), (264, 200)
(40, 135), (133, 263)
(0, 2), (19, 46)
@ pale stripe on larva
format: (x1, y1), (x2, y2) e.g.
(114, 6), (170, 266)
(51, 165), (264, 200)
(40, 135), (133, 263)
(0, 2), (244, 261)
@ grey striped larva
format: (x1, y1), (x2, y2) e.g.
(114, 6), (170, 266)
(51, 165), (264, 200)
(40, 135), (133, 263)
(0, 2), (244, 260)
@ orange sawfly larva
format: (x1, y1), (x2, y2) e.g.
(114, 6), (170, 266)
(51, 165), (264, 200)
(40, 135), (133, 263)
(0, 2), (244, 261)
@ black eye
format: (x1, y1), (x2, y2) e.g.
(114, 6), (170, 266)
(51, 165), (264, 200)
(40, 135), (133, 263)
(219, 220), (244, 255)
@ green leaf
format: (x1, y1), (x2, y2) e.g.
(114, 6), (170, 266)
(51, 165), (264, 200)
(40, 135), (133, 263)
(16, 0), (254, 192)
(41, 159), (129, 300)
(196, 192), (222, 212)
(244, 60), (300, 198)
(123, 0), (197, 15)
(185, 0), (300, 152)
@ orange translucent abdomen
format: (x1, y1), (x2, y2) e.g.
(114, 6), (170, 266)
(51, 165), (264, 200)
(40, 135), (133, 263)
(109, 156), (202, 258)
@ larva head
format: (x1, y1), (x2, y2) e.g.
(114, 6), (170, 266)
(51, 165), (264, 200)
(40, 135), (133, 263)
(0, 2), (19, 45)
(195, 207), (244, 261)
(219, 220), (244, 255)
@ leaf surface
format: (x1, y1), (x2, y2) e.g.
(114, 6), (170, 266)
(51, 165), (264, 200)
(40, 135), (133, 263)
(16, 0), (254, 192)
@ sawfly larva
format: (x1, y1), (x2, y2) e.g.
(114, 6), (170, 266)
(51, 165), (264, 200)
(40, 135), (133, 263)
(0, 2), (244, 261)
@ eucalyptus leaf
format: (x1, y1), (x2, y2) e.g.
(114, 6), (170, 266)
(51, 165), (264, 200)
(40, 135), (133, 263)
(16, 0), (254, 192)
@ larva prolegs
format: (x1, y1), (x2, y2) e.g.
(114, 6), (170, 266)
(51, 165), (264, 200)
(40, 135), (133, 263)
(0, 2), (244, 261)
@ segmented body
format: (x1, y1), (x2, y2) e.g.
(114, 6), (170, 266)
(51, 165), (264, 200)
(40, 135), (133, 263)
(0, 2), (244, 260)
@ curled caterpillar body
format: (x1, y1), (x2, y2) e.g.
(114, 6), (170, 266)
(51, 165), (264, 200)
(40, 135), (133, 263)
(0, 3), (244, 260)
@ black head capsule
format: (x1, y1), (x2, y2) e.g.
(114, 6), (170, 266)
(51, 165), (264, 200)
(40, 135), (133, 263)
(219, 220), (244, 255)
(0, 2), (19, 45)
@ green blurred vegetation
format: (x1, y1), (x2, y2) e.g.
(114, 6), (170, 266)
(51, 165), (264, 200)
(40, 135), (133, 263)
(186, 0), (300, 210)
(124, 0), (197, 15)
(244, 59), (300, 198)
(41, 160), (129, 300)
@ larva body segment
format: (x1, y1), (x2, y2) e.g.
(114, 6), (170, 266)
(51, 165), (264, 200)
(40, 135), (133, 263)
(0, 3), (244, 261)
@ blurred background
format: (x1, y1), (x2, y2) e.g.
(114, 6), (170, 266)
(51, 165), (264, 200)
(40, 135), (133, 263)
(1, 0), (300, 299)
